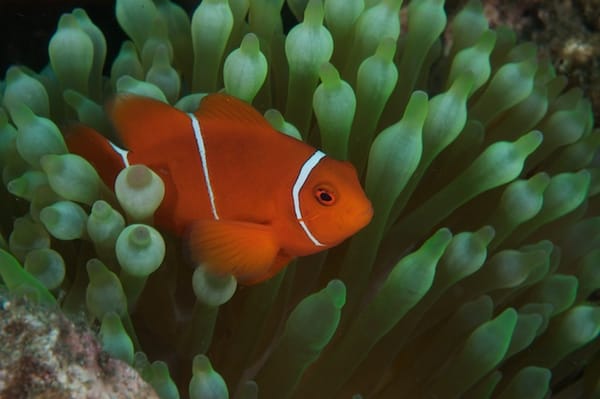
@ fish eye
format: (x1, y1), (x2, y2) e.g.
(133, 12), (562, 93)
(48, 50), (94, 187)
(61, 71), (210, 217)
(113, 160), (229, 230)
(315, 187), (335, 206)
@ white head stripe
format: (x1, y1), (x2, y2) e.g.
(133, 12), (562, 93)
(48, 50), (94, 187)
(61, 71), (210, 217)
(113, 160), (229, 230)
(299, 220), (325, 248)
(292, 150), (326, 247)
(188, 113), (220, 220)
(109, 141), (130, 167)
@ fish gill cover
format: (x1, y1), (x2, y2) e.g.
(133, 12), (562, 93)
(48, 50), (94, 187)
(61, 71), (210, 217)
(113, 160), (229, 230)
(0, 0), (599, 398)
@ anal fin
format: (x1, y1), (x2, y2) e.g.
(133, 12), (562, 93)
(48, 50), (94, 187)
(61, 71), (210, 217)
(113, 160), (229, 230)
(240, 252), (295, 285)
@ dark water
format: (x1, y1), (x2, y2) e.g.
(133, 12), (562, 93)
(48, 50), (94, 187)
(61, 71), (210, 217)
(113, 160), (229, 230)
(0, 0), (298, 78)
(0, 0), (203, 77)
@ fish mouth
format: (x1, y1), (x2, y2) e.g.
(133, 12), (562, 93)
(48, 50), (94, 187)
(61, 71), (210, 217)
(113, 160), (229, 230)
(356, 202), (374, 229)
(338, 202), (374, 238)
(363, 202), (374, 221)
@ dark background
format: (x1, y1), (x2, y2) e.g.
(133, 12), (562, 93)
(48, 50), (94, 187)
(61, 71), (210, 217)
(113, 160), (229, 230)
(0, 0), (206, 77)
(0, 0), (298, 78)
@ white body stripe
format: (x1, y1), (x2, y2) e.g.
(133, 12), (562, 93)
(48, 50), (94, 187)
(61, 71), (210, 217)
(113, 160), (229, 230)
(292, 150), (327, 247)
(109, 141), (130, 167)
(188, 113), (220, 220)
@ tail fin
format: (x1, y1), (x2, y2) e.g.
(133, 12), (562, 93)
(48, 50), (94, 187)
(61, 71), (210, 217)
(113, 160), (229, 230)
(65, 124), (128, 189)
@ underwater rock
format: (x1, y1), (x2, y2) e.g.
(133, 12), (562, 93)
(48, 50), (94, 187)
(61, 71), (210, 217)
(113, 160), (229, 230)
(0, 292), (158, 399)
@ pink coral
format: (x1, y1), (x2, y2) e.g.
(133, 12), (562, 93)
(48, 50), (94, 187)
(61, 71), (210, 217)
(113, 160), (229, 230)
(0, 295), (158, 399)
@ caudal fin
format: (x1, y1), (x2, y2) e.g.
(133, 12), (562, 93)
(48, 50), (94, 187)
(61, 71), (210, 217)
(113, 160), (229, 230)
(65, 124), (129, 188)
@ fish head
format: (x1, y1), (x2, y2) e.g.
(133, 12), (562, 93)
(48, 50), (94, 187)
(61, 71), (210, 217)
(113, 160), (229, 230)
(298, 157), (373, 248)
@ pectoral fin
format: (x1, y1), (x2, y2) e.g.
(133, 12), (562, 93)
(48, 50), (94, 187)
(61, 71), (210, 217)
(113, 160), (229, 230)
(189, 220), (281, 285)
(240, 252), (295, 285)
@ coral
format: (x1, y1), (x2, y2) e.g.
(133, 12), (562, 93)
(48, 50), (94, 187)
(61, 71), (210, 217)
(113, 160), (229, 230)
(0, 290), (159, 398)
(478, 0), (600, 122)
(1, 0), (600, 398)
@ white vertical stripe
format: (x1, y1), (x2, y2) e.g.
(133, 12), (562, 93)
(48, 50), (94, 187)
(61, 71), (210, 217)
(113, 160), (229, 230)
(188, 113), (220, 220)
(299, 220), (325, 248)
(292, 150), (326, 247)
(109, 141), (130, 167)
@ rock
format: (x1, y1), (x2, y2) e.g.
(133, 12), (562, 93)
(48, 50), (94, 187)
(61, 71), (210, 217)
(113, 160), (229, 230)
(0, 293), (159, 399)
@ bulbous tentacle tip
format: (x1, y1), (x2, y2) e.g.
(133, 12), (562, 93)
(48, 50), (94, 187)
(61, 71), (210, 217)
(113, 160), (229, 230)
(189, 354), (229, 399)
(40, 153), (103, 205)
(224, 32), (268, 103)
(100, 311), (134, 365)
(85, 258), (128, 319)
(40, 200), (88, 240)
(325, 279), (346, 309)
(116, 224), (165, 277)
(192, 263), (237, 307)
(115, 164), (165, 222)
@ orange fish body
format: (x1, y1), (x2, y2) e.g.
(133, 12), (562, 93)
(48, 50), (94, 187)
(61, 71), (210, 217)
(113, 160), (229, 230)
(67, 94), (373, 284)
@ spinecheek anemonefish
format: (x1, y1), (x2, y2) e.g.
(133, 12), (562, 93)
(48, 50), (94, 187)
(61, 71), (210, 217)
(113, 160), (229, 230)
(66, 93), (373, 285)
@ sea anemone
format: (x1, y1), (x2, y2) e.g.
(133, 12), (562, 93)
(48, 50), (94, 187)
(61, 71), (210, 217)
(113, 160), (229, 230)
(1, 0), (599, 398)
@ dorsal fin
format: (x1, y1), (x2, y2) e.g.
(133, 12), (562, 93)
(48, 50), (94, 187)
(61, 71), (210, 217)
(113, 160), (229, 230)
(194, 93), (274, 132)
(108, 94), (192, 152)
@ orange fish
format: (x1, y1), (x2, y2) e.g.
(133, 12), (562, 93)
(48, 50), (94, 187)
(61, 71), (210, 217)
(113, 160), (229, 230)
(67, 94), (373, 284)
